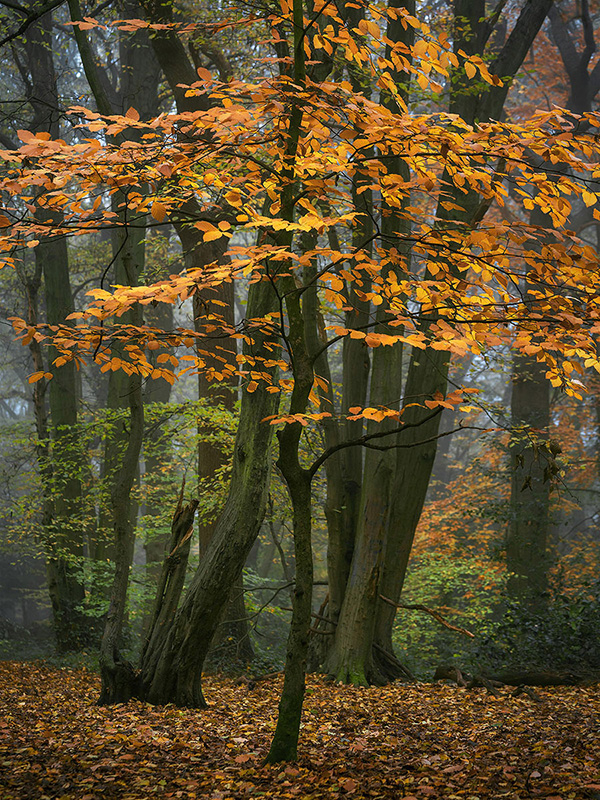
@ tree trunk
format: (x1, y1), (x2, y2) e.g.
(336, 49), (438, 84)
(507, 354), (551, 606)
(138, 277), (279, 706)
(99, 371), (144, 703)
(22, 12), (87, 651)
(67, 0), (161, 698)
(205, 574), (255, 669)
(266, 462), (312, 762)
(324, 0), (413, 683)
(506, 0), (600, 608)
(143, 0), (254, 659)
(141, 487), (198, 667)
(327, 457), (393, 686)
(368, 0), (553, 672)
(142, 292), (175, 628)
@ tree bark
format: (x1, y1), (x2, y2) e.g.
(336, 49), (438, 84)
(138, 276), (279, 706)
(507, 2), (600, 608)
(368, 0), (554, 674)
(67, 0), (160, 698)
(325, 0), (414, 684)
(22, 11), (87, 651)
(141, 487), (198, 667)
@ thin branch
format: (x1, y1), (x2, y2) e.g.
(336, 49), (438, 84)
(481, 0), (508, 49)
(0, 0), (27, 13)
(309, 407), (443, 477)
(379, 594), (475, 639)
(0, 0), (67, 46)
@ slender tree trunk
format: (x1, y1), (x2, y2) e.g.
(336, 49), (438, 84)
(142, 294), (175, 626)
(23, 13), (87, 651)
(507, 353), (550, 606)
(265, 0), (318, 758)
(99, 370), (144, 703)
(266, 461), (312, 762)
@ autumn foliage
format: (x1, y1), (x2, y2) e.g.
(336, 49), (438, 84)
(1, 662), (600, 800)
(2, 7), (600, 402)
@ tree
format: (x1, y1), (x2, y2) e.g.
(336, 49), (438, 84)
(4, 0), (600, 760)
(0, 3), (89, 651)
(507, 0), (600, 608)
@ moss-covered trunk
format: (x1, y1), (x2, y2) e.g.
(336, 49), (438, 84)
(23, 13), (87, 652)
(138, 277), (279, 706)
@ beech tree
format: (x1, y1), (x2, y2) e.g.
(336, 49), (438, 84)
(4, 0), (600, 762)
(0, 4), (88, 651)
(328, 0), (556, 686)
(508, 0), (600, 608)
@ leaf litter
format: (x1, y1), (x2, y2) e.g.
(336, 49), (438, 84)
(0, 662), (599, 799)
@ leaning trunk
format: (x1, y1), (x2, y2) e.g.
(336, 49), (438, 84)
(138, 277), (279, 706)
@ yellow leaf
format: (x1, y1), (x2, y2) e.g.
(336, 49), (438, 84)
(413, 40), (428, 58)
(582, 190), (596, 207)
(28, 371), (46, 383)
(464, 61), (477, 79)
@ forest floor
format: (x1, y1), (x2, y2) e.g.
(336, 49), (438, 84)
(0, 662), (599, 800)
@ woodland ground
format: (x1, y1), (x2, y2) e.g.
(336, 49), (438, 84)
(0, 663), (598, 800)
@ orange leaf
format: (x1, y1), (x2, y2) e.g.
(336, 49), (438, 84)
(151, 201), (167, 223)
(464, 61), (477, 79)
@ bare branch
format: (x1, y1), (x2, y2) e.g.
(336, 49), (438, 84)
(0, 0), (67, 47)
(379, 594), (475, 639)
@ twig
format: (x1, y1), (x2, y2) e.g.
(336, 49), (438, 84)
(379, 594), (475, 638)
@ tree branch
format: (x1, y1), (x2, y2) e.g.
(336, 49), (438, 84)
(67, 0), (115, 115)
(548, 4), (579, 77)
(0, 0), (67, 47)
(309, 407), (451, 477)
(379, 594), (475, 638)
